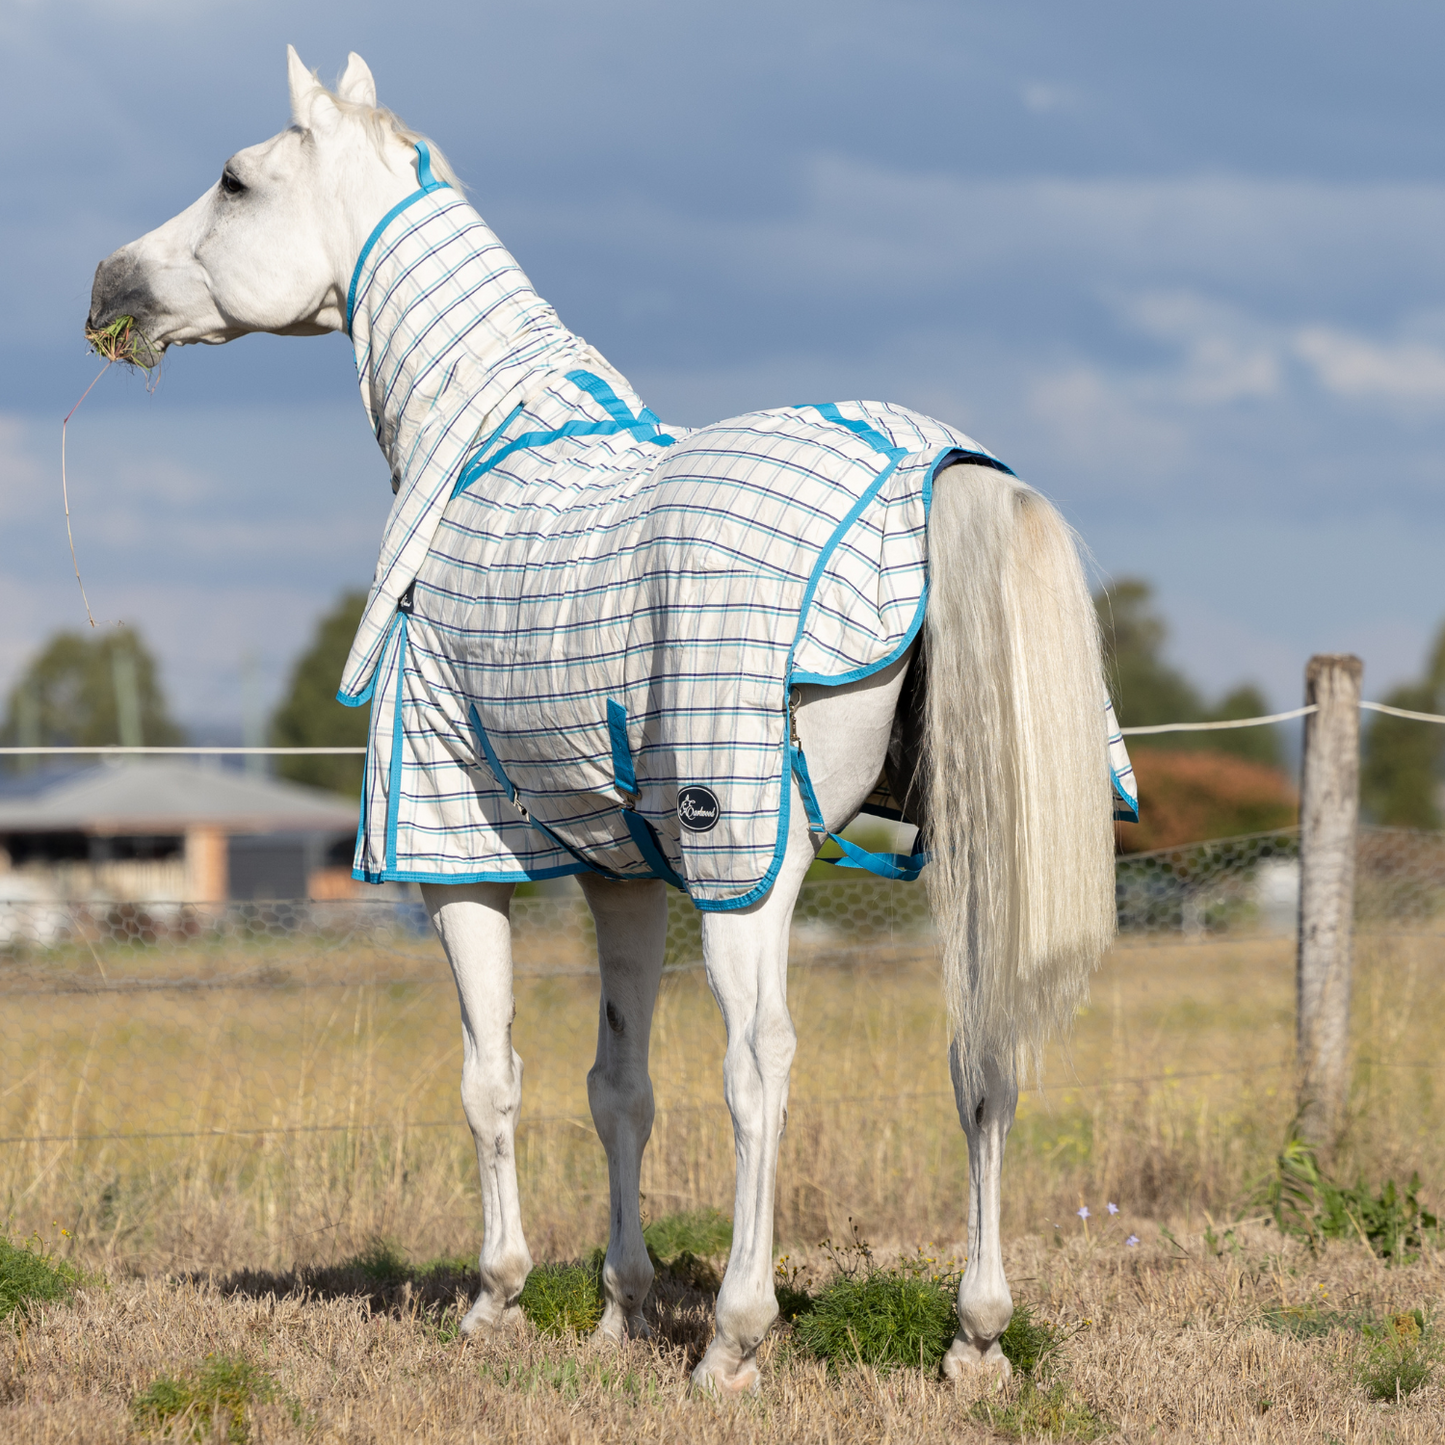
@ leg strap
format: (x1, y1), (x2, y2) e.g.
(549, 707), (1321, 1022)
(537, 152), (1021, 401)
(789, 739), (929, 883)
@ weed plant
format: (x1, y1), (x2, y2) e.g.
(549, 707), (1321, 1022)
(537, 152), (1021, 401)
(1265, 1139), (1441, 1260)
(1358, 1309), (1437, 1402)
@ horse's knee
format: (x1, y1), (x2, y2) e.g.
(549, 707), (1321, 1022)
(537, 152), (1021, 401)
(721, 1008), (795, 1117)
(459, 1049), (522, 1136)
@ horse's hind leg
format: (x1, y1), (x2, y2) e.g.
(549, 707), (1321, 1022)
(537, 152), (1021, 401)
(578, 874), (668, 1342)
(422, 880), (534, 1334)
(942, 1044), (1018, 1377)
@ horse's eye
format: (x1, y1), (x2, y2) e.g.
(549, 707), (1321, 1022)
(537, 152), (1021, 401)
(220, 170), (245, 196)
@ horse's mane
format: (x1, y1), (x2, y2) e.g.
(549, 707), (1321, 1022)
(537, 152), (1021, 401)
(316, 83), (464, 190)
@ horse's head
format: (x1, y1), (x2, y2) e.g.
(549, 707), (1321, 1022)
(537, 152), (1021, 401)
(87, 47), (457, 364)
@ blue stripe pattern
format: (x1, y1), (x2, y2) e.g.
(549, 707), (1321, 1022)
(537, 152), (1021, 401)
(339, 176), (1138, 904)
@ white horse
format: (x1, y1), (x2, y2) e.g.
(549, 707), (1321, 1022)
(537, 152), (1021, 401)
(88, 48), (1120, 1394)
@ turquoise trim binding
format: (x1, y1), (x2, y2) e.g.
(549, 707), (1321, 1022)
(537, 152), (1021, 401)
(468, 703), (516, 803)
(337, 679), (378, 708)
(383, 615), (409, 874)
(354, 861), (590, 886)
(450, 373), (676, 503)
(345, 144), (451, 337)
(338, 610), (404, 708)
(448, 403), (525, 499)
(1112, 767), (1140, 823)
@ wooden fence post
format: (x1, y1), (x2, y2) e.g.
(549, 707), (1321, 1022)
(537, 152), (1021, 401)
(1296, 653), (1363, 1148)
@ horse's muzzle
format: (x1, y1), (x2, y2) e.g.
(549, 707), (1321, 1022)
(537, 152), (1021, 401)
(87, 249), (166, 366)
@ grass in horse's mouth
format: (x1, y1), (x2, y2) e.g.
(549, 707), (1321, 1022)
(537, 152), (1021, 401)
(85, 315), (155, 369)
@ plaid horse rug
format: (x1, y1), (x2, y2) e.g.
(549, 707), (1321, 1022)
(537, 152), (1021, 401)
(339, 154), (1137, 910)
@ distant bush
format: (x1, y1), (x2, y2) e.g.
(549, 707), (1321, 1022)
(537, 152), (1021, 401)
(1122, 749), (1296, 852)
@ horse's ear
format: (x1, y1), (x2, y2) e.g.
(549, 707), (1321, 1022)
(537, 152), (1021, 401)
(337, 53), (377, 109)
(287, 44), (327, 128)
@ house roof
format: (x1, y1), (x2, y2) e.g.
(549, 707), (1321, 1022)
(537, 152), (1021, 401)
(0, 761), (357, 835)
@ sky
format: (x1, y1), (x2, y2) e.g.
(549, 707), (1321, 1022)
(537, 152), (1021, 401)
(3, 0), (1444, 737)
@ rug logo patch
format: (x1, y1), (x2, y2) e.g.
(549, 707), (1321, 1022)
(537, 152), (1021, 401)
(677, 785), (721, 833)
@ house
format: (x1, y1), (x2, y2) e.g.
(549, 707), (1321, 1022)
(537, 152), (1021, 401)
(0, 760), (359, 902)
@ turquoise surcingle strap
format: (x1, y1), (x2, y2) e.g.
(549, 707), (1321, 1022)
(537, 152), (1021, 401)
(607, 701), (688, 889)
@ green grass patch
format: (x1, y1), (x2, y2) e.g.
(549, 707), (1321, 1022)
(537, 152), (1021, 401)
(133, 1353), (285, 1442)
(643, 1207), (732, 1262)
(998, 1301), (1073, 1377)
(972, 1379), (1108, 1441)
(1260, 1301), (1371, 1339)
(350, 1237), (412, 1286)
(517, 1254), (605, 1337)
(0, 1231), (82, 1322)
(793, 1267), (959, 1371)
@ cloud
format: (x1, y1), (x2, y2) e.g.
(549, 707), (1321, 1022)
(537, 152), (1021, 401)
(1020, 82), (1081, 116)
(1292, 327), (1445, 404)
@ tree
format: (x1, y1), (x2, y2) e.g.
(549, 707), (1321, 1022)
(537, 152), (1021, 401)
(1094, 578), (1282, 769)
(270, 590), (369, 797)
(1361, 620), (1445, 829)
(1, 628), (182, 767)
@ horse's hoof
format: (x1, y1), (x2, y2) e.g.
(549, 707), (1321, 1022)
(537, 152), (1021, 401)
(690, 1341), (761, 1397)
(591, 1305), (627, 1346)
(941, 1336), (1012, 1382)
(458, 1296), (526, 1337)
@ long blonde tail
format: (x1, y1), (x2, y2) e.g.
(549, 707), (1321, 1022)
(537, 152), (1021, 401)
(923, 463), (1116, 1092)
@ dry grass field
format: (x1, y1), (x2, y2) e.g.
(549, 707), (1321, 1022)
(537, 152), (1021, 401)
(3, 886), (1444, 1439)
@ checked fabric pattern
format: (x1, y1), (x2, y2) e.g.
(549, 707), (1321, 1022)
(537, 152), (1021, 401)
(340, 168), (1137, 910)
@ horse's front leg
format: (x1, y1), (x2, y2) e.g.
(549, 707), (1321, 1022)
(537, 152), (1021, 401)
(942, 1045), (1018, 1377)
(690, 839), (809, 1395)
(422, 880), (533, 1334)
(577, 874), (668, 1342)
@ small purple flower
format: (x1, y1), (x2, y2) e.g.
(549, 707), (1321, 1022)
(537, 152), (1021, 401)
(1126, 1234), (1140, 1247)
(1106, 1202), (1119, 1216)
(1076, 1205), (1090, 1221)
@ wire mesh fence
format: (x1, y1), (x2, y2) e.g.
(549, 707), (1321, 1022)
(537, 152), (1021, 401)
(3, 826), (1444, 1266)
(3, 826), (1441, 1149)
(4, 825), (1443, 975)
